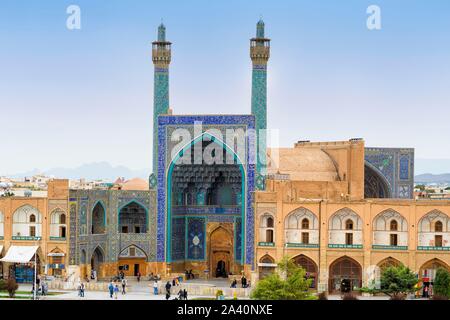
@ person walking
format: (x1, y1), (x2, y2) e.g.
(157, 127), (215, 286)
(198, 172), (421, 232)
(114, 284), (119, 299)
(78, 282), (82, 297)
(137, 272), (141, 282)
(80, 282), (85, 297)
(108, 281), (114, 299)
(183, 289), (188, 300)
(153, 280), (159, 295)
(165, 280), (172, 300)
(165, 281), (172, 295)
(121, 278), (127, 295)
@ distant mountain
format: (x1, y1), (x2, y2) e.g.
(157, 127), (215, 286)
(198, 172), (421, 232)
(415, 158), (450, 175)
(414, 173), (450, 184)
(6, 162), (150, 181)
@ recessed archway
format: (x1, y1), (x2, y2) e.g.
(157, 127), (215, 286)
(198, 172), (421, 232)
(258, 255), (275, 280)
(419, 258), (450, 297)
(167, 132), (245, 274)
(209, 226), (233, 278)
(377, 257), (402, 271)
(364, 162), (392, 198)
(328, 256), (362, 293)
(91, 202), (106, 234)
(118, 201), (147, 234)
(118, 245), (148, 277)
(90, 246), (105, 278)
(291, 254), (318, 288)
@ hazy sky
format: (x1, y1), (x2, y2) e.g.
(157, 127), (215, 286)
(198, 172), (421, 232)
(1, 0), (450, 175)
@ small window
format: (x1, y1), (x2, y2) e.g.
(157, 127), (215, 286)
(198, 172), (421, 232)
(301, 218), (309, 229)
(435, 235), (443, 247)
(129, 247), (136, 257)
(435, 221), (443, 232)
(345, 233), (353, 245)
(60, 214), (66, 224)
(266, 229), (274, 243)
(345, 219), (353, 230)
(390, 220), (398, 231)
(134, 226), (140, 233)
(30, 226), (36, 237)
(60, 226), (66, 238)
(121, 226), (128, 233)
(301, 232), (309, 244)
(266, 217), (274, 228)
(30, 214), (36, 223)
(390, 233), (398, 246)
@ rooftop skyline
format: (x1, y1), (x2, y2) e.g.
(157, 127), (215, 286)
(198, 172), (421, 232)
(1, 0), (450, 175)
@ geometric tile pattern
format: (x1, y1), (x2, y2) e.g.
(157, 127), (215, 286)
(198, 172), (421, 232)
(157, 115), (256, 268)
(365, 147), (414, 199)
(68, 189), (157, 264)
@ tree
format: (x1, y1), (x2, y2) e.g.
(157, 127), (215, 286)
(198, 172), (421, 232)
(415, 184), (426, 191)
(433, 268), (450, 298)
(380, 265), (418, 299)
(251, 256), (315, 300)
(361, 265), (418, 299)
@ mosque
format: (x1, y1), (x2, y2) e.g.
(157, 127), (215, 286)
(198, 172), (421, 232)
(0, 20), (449, 294)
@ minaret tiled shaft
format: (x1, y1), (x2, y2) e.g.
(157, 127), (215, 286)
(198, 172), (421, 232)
(152, 23), (171, 174)
(250, 19), (270, 176)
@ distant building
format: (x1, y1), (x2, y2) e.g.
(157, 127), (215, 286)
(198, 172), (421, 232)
(0, 180), (69, 282)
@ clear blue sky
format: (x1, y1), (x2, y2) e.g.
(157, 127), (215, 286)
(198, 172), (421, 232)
(1, 0), (450, 175)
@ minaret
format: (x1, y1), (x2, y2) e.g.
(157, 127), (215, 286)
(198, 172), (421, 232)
(152, 23), (172, 175)
(250, 19), (270, 178)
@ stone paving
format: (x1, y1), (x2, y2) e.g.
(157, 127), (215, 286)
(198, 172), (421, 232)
(15, 283), (430, 301)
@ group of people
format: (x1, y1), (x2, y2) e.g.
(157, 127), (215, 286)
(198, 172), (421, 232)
(185, 269), (195, 280)
(163, 280), (188, 300)
(230, 276), (250, 288)
(108, 278), (128, 299)
(31, 278), (49, 297)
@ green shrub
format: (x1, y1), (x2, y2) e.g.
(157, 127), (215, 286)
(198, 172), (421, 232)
(433, 268), (450, 298)
(0, 279), (7, 291)
(251, 256), (314, 300)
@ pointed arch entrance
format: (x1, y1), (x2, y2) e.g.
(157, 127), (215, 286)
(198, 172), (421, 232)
(258, 255), (275, 279)
(419, 258), (450, 297)
(90, 246), (105, 278)
(292, 254), (318, 288)
(91, 202), (106, 234)
(328, 256), (362, 293)
(166, 132), (245, 275)
(118, 245), (148, 276)
(377, 257), (402, 271)
(209, 226), (233, 278)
